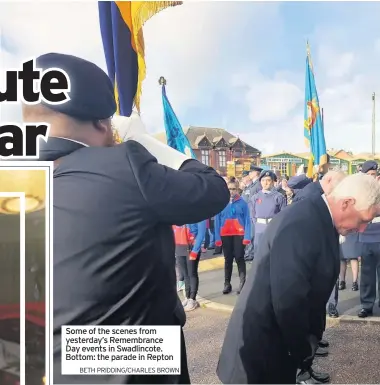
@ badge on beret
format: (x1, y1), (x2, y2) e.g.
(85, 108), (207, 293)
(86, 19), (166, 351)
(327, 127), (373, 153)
(257, 199), (262, 204)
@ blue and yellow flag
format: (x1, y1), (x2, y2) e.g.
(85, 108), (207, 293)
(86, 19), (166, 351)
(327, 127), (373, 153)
(161, 79), (196, 158)
(98, 1), (182, 117)
(304, 43), (327, 177)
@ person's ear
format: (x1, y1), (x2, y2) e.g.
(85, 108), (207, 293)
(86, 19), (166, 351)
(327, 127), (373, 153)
(341, 198), (355, 211)
(93, 119), (111, 134)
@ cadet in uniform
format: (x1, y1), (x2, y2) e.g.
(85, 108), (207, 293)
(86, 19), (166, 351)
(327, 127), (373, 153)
(215, 180), (251, 295)
(241, 165), (263, 261)
(241, 165), (263, 202)
(249, 171), (286, 253)
(358, 160), (380, 318)
(174, 221), (206, 312)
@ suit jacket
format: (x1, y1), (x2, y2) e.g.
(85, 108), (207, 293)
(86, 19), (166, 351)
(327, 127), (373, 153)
(242, 179), (261, 203)
(217, 194), (339, 384)
(292, 180), (323, 203)
(46, 139), (229, 384)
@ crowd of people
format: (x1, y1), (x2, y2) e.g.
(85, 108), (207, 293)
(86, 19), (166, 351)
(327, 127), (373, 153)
(176, 158), (380, 321)
(175, 157), (380, 383)
(31, 52), (380, 384)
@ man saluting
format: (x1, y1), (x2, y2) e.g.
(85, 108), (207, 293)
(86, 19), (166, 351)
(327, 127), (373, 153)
(23, 53), (229, 384)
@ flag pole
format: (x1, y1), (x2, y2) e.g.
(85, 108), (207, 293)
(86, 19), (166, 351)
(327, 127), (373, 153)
(372, 92), (376, 156)
(321, 108), (324, 128)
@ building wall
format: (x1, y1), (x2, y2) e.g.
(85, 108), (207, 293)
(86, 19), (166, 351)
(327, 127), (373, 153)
(260, 154), (361, 175)
(260, 153), (308, 176)
(194, 148), (260, 176)
(349, 159), (366, 174)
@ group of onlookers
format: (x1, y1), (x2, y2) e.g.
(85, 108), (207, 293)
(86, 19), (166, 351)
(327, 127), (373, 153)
(175, 159), (380, 324)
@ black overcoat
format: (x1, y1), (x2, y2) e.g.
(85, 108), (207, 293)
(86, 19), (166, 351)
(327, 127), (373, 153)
(217, 194), (339, 384)
(44, 139), (229, 384)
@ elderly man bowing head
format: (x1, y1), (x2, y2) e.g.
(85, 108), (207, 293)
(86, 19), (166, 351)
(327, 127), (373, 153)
(217, 173), (380, 385)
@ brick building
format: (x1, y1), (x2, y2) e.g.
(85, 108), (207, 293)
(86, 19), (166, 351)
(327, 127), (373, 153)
(154, 126), (261, 176)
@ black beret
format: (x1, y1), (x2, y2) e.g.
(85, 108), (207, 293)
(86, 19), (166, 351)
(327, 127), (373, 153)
(250, 165), (263, 172)
(259, 170), (276, 181)
(242, 170), (249, 177)
(361, 160), (378, 174)
(36, 53), (117, 121)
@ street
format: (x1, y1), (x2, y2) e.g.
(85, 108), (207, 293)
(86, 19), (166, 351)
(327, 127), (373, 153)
(183, 308), (228, 384)
(184, 308), (380, 384)
(196, 260), (380, 318)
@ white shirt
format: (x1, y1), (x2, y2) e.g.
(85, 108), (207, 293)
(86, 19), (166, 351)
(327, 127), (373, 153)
(321, 193), (333, 224)
(55, 137), (89, 147)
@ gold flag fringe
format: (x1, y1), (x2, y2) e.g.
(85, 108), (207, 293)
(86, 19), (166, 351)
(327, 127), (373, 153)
(131, 1), (182, 113)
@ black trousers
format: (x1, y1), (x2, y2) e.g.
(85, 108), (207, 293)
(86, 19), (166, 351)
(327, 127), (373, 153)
(204, 229), (210, 249)
(176, 260), (184, 282)
(360, 243), (380, 310)
(177, 253), (201, 300)
(222, 235), (246, 283)
(204, 219), (215, 249)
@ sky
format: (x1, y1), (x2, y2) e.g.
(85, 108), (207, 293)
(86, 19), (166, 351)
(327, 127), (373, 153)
(1, 1), (380, 155)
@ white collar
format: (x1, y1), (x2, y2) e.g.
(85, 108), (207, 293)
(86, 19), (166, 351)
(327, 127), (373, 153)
(54, 137), (89, 147)
(321, 194), (334, 224)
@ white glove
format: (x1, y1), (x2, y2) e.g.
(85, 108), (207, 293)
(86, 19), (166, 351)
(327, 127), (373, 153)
(112, 112), (147, 140)
(112, 113), (191, 171)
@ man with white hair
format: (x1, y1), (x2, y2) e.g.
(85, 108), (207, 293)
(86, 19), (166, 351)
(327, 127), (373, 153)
(217, 173), (380, 384)
(289, 170), (346, 384)
(292, 170), (346, 204)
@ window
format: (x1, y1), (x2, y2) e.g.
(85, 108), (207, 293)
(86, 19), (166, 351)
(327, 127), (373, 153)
(201, 150), (209, 166)
(268, 162), (287, 176)
(218, 150), (226, 167)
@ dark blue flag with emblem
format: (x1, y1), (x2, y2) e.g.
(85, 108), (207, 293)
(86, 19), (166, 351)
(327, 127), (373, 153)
(160, 77), (196, 158)
(98, 1), (182, 117)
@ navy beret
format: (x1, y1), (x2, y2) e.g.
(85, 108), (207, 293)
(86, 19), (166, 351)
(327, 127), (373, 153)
(259, 170), (276, 181)
(288, 174), (313, 189)
(361, 160), (378, 174)
(36, 53), (117, 121)
(242, 170), (249, 177)
(250, 165), (263, 172)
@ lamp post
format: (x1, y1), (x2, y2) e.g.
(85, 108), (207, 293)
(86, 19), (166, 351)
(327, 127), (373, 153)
(372, 92), (376, 156)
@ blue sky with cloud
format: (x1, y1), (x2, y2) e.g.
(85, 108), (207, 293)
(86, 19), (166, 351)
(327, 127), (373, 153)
(1, 1), (380, 155)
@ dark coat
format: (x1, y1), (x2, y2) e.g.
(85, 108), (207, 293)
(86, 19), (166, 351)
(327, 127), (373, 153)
(216, 194), (340, 384)
(287, 174), (313, 190)
(242, 179), (262, 203)
(46, 139), (229, 384)
(292, 180), (323, 203)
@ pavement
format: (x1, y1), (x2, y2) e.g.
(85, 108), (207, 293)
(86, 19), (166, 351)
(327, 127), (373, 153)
(183, 308), (380, 384)
(183, 308), (229, 384)
(196, 256), (380, 322)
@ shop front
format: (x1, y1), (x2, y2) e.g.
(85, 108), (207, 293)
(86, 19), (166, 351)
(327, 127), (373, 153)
(329, 155), (350, 173)
(260, 153), (308, 176)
